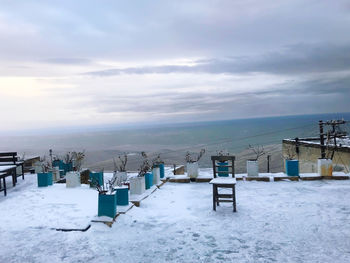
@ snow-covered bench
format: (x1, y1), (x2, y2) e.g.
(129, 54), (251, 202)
(0, 152), (24, 184)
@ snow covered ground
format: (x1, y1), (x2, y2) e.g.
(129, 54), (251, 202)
(1, 171), (350, 262)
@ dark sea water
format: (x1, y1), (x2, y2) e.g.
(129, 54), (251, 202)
(1, 112), (349, 171)
(124, 112), (350, 154)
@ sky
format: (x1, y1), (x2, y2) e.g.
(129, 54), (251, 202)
(1, 0), (350, 132)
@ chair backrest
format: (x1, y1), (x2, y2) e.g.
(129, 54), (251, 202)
(211, 155), (235, 178)
(0, 152), (18, 164)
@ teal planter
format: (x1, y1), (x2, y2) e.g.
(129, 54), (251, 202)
(145, 172), (153, 189)
(159, 163), (165, 178)
(65, 162), (73, 173)
(53, 160), (66, 175)
(218, 162), (229, 177)
(115, 187), (129, 206)
(286, 160), (299, 176)
(37, 172), (53, 187)
(90, 172), (104, 187)
(98, 193), (117, 218)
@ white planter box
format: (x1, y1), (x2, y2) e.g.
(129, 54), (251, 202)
(247, 160), (259, 177)
(34, 162), (43, 173)
(66, 172), (81, 188)
(130, 176), (145, 195)
(113, 171), (128, 187)
(187, 162), (199, 178)
(53, 166), (60, 181)
(152, 167), (160, 185)
(318, 159), (333, 176)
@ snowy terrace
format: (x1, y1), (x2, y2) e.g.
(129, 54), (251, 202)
(1, 169), (350, 262)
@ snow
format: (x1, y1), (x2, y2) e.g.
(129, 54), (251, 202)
(210, 177), (237, 184)
(0, 165), (16, 172)
(1, 170), (350, 262)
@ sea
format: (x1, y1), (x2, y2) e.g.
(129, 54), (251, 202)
(1, 112), (349, 171)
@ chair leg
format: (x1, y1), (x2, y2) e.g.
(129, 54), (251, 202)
(212, 185), (216, 211)
(233, 185), (237, 212)
(12, 170), (16, 187)
(3, 178), (6, 196)
(1, 177), (6, 196)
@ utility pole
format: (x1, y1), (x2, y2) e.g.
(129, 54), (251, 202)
(319, 120), (325, 158)
(267, 155), (271, 173)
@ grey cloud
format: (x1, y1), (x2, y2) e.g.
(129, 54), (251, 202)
(84, 43), (350, 76)
(43, 58), (92, 64)
(79, 74), (350, 117)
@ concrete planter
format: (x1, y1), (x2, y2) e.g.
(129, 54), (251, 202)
(187, 162), (199, 178)
(247, 160), (259, 177)
(66, 171), (81, 188)
(34, 162), (43, 174)
(159, 163), (165, 178)
(37, 172), (53, 187)
(152, 167), (160, 185)
(130, 176), (145, 195)
(115, 186), (129, 206)
(318, 159), (333, 177)
(118, 171), (128, 182)
(285, 159), (299, 176)
(52, 167), (60, 181)
(98, 193), (117, 218)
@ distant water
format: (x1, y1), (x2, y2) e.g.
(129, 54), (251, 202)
(1, 112), (350, 153)
(127, 112), (350, 154)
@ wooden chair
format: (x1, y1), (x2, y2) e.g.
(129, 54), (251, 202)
(210, 155), (237, 212)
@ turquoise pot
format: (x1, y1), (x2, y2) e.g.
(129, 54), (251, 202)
(53, 160), (66, 175)
(98, 193), (117, 218)
(145, 172), (153, 189)
(286, 160), (299, 176)
(218, 162), (229, 177)
(37, 172), (53, 187)
(159, 163), (165, 178)
(65, 162), (73, 173)
(115, 187), (129, 206)
(89, 172), (104, 187)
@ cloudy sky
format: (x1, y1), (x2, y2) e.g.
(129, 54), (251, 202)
(1, 0), (350, 131)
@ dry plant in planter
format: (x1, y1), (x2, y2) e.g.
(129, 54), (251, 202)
(138, 152), (151, 177)
(40, 156), (52, 173)
(72, 151), (85, 171)
(152, 154), (163, 168)
(246, 145), (265, 177)
(185, 149), (206, 163)
(217, 150), (230, 156)
(248, 144), (265, 161)
(113, 153), (128, 172)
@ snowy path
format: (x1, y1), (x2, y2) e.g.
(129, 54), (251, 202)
(1, 177), (350, 262)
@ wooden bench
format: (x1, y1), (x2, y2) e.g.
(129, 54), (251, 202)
(0, 172), (7, 196)
(0, 152), (24, 184)
(0, 165), (17, 196)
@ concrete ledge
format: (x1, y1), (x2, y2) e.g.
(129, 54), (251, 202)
(195, 178), (212, 183)
(322, 175), (350, 180)
(168, 178), (191, 183)
(245, 177), (270, 182)
(274, 176), (299, 181)
(300, 176), (323, 181)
